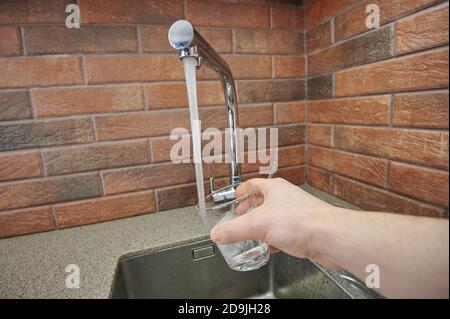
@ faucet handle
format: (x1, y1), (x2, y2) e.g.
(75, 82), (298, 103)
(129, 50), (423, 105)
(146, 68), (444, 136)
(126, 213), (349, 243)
(209, 177), (236, 202)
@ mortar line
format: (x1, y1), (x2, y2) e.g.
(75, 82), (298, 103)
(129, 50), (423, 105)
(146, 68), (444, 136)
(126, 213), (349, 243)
(98, 172), (105, 196)
(19, 25), (27, 56)
(80, 55), (88, 85)
(146, 139), (153, 163)
(141, 84), (148, 110)
(389, 94), (395, 127)
(303, 5), (310, 185)
(50, 207), (59, 230)
(38, 150), (47, 177)
(136, 25), (143, 54)
(385, 160), (392, 189)
(28, 88), (37, 119)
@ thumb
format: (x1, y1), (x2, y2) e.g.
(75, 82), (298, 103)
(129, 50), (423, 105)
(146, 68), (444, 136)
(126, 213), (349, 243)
(210, 208), (265, 244)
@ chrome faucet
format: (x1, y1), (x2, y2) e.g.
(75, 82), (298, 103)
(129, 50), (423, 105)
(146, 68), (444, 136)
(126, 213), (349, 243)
(168, 20), (241, 202)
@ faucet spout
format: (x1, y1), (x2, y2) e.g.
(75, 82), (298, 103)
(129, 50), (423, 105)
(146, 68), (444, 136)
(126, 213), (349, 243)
(168, 20), (242, 198)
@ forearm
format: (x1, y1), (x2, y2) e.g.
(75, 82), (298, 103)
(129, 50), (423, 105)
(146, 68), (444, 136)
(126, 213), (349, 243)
(312, 208), (449, 299)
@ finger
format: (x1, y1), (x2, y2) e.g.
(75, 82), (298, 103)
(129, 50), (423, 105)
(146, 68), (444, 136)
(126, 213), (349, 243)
(235, 194), (253, 215)
(255, 195), (264, 206)
(236, 178), (270, 199)
(235, 181), (251, 198)
(268, 245), (280, 253)
(210, 207), (265, 244)
(312, 255), (341, 269)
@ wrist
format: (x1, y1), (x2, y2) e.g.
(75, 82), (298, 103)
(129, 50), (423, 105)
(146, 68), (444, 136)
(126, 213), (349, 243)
(308, 205), (350, 260)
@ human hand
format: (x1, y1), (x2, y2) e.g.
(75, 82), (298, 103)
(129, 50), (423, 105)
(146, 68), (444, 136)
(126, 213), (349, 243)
(210, 178), (341, 267)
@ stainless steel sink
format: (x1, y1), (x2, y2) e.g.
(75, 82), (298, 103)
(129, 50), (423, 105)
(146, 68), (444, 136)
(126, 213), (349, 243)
(110, 239), (380, 299)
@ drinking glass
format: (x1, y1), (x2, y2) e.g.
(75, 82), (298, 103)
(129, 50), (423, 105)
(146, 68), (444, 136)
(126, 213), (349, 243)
(199, 186), (270, 271)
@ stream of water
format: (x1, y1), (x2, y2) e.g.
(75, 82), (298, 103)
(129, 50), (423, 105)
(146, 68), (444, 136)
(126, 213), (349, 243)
(183, 57), (206, 217)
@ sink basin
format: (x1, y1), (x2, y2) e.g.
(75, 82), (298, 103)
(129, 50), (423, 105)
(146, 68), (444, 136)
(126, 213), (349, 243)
(110, 239), (380, 299)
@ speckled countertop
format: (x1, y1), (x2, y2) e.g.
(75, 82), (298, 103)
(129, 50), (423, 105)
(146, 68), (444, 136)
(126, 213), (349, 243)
(0, 185), (358, 299)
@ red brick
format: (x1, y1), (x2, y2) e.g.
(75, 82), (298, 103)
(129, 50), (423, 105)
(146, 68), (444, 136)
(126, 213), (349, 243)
(150, 143), (302, 182)
(0, 0), (72, 24)
(0, 152), (42, 182)
(309, 146), (388, 186)
(307, 0), (358, 28)
(238, 80), (305, 104)
(308, 26), (393, 77)
(307, 166), (331, 192)
(336, 48), (449, 96)
(335, 0), (443, 40)
(156, 183), (201, 211)
(95, 105), (273, 141)
(200, 104), (273, 129)
(307, 124), (332, 147)
(85, 55), (184, 84)
(308, 96), (390, 125)
(225, 55), (272, 79)
(139, 25), (172, 53)
(0, 174), (101, 211)
(275, 102), (305, 124)
(0, 91), (31, 121)
(272, 7), (304, 30)
(145, 82), (224, 109)
(186, 0), (269, 28)
(80, 0), (183, 24)
(0, 207), (54, 239)
(102, 163), (195, 195)
(24, 26), (138, 55)
(393, 91), (449, 128)
(230, 105), (275, 128)
(333, 175), (445, 217)
(396, 4), (449, 55)
(141, 55), (268, 82)
(266, 165), (305, 185)
(54, 191), (156, 228)
(141, 26), (232, 54)
(273, 56), (306, 78)
(251, 0), (303, 5)
(234, 29), (304, 55)
(335, 126), (449, 169)
(307, 22), (332, 53)
(0, 26), (20, 56)
(0, 57), (83, 89)
(389, 162), (449, 207)
(241, 145), (305, 174)
(197, 27), (233, 53)
(95, 110), (190, 141)
(150, 124), (304, 163)
(0, 118), (95, 151)
(151, 131), (231, 164)
(34, 85), (144, 117)
(150, 136), (192, 163)
(279, 124), (306, 146)
(43, 141), (150, 175)
(243, 165), (306, 185)
(307, 75), (333, 100)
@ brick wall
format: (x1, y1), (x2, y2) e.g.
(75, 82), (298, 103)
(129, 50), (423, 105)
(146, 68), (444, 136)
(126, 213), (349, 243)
(0, 0), (306, 238)
(305, 0), (449, 217)
(1, 0), (448, 239)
